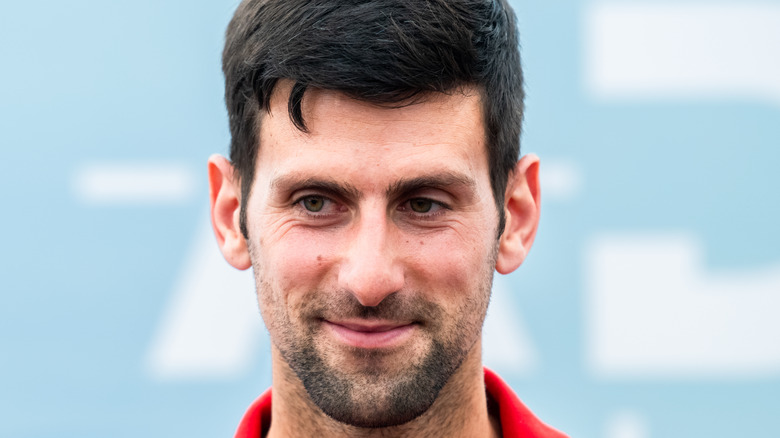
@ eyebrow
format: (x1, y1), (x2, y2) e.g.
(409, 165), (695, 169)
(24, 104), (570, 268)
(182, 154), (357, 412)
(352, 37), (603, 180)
(271, 174), (362, 200)
(385, 172), (478, 198)
(270, 171), (477, 200)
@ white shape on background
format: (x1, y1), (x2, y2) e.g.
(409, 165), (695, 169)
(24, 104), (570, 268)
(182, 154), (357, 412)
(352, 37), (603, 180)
(541, 160), (582, 202)
(605, 410), (649, 438)
(586, 235), (780, 378)
(73, 163), (196, 204)
(483, 273), (538, 375)
(145, 219), (266, 379)
(585, 3), (780, 104)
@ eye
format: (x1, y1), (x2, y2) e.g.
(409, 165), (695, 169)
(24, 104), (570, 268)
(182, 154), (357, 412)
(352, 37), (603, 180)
(301, 196), (327, 212)
(409, 198), (434, 213)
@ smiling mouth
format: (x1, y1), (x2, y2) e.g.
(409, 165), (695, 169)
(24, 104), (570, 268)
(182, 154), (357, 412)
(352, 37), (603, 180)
(322, 319), (417, 349)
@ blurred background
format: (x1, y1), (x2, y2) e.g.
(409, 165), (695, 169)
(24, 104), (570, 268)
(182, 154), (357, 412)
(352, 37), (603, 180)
(1, 0), (778, 436)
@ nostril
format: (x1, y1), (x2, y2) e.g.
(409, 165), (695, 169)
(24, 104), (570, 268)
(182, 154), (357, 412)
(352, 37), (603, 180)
(338, 260), (404, 308)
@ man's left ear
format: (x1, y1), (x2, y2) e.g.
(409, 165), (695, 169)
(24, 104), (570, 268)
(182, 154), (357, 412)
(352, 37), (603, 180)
(495, 154), (541, 274)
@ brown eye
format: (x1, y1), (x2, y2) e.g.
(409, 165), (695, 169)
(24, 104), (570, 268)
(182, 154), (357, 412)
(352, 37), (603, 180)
(409, 198), (433, 213)
(302, 196), (325, 212)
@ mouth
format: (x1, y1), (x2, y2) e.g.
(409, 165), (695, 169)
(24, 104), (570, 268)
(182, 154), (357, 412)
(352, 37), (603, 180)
(322, 319), (417, 349)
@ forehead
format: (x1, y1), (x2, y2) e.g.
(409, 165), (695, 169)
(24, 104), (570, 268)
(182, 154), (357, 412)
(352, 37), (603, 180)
(255, 82), (489, 187)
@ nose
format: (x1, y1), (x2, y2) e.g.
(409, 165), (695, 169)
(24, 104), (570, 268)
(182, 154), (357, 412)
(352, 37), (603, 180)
(337, 208), (404, 307)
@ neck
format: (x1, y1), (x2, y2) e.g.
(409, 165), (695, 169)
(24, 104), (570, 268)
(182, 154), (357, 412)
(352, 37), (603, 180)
(266, 342), (500, 438)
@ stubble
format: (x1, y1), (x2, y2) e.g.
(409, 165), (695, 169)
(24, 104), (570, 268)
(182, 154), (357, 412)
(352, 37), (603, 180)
(250, 243), (497, 429)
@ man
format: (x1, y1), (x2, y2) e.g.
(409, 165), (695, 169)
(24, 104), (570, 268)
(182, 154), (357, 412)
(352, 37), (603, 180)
(208, 0), (567, 437)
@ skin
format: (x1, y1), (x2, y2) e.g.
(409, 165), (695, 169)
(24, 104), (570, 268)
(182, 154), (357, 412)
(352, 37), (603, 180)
(209, 81), (541, 438)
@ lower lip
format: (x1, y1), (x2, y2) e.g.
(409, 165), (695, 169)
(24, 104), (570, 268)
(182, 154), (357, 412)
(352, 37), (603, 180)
(323, 321), (416, 349)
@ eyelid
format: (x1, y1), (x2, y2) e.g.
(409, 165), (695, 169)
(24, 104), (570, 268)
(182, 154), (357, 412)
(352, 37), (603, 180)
(293, 193), (333, 213)
(290, 184), (353, 205)
(399, 197), (451, 217)
(279, 177), (361, 205)
(292, 192), (356, 223)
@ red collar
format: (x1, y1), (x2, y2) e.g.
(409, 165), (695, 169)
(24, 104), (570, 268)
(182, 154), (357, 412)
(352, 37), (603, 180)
(235, 368), (567, 438)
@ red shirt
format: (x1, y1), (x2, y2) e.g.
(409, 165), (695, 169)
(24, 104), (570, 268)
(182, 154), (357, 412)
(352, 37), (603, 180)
(235, 368), (567, 437)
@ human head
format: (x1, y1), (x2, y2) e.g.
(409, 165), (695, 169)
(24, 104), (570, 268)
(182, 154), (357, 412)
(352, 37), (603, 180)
(209, 84), (541, 429)
(222, 0), (525, 239)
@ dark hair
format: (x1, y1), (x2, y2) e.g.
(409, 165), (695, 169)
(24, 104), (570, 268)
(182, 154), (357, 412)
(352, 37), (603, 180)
(223, 0), (524, 238)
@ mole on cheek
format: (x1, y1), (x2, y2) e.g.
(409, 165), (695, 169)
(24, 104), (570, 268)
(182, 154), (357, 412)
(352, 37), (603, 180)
(316, 255), (323, 264)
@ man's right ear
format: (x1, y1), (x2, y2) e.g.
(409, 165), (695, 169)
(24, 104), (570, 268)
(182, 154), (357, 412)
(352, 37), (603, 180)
(208, 154), (252, 270)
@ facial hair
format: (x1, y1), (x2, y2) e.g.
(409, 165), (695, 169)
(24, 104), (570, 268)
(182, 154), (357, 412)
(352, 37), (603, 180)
(251, 245), (496, 428)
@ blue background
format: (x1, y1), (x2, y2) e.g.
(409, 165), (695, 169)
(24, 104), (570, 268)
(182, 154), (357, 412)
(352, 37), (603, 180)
(1, 0), (778, 436)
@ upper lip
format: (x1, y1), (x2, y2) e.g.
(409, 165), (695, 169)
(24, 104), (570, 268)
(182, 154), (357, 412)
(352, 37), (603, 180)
(325, 319), (415, 333)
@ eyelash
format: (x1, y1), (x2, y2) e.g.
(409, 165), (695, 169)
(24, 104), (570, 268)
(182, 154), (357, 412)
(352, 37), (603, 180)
(291, 195), (450, 219)
(293, 195), (339, 218)
(398, 198), (450, 219)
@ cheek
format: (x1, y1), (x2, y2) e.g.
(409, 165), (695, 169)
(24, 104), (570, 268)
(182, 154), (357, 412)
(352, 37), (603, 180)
(406, 231), (495, 297)
(260, 230), (338, 299)
(253, 234), (337, 340)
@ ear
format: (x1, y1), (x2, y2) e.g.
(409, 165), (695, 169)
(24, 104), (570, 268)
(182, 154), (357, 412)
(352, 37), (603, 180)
(208, 154), (251, 270)
(495, 154), (541, 274)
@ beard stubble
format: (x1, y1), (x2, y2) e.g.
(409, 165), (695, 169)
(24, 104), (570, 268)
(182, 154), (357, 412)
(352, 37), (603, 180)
(251, 243), (496, 428)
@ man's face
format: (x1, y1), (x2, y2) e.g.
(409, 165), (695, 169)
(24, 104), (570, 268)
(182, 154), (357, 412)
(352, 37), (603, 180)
(244, 83), (501, 427)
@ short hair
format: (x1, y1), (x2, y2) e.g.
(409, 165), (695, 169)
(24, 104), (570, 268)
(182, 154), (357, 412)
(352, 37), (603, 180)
(223, 0), (525, 238)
